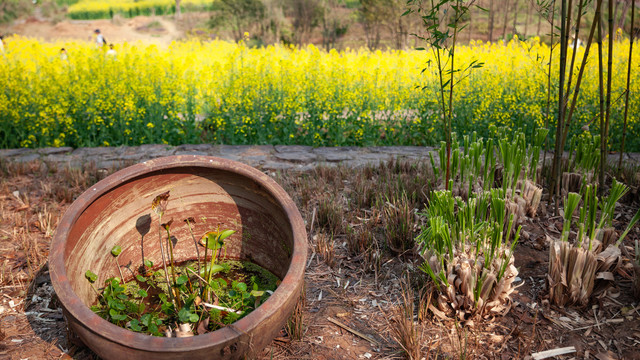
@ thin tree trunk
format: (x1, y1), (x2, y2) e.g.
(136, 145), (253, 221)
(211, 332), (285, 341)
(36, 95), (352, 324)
(512, 0), (519, 34)
(561, 0), (603, 153)
(597, 6), (606, 193)
(397, 16), (407, 49)
(604, 0), (614, 180)
(619, 0), (635, 170)
(614, 0), (621, 33)
(503, 0), (511, 39)
(542, 0), (556, 196)
(550, 0), (569, 215)
(428, 2), (451, 190)
(526, 0), (534, 36)
(537, 5), (543, 37)
(556, 0), (569, 208)
(563, 0), (583, 115)
(445, 0), (462, 191)
(490, 0), (495, 41)
(618, 0), (631, 32)
(175, 0), (181, 19)
(469, 5), (473, 42)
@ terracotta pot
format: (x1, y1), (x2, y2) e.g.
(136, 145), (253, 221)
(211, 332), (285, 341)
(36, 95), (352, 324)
(49, 156), (307, 359)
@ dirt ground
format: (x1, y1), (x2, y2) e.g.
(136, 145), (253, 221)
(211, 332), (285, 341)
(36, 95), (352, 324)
(0, 10), (374, 49)
(0, 14), (182, 47)
(1, 158), (640, 360)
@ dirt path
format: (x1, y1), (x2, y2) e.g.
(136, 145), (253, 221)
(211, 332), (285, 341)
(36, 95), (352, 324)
(0, 14), (182, 47)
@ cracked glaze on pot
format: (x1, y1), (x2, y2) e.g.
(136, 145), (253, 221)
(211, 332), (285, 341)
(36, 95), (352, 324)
(49, 156), (307, 359)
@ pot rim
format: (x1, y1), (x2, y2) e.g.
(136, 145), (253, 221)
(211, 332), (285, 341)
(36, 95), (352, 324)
(49, 155), (307, 352)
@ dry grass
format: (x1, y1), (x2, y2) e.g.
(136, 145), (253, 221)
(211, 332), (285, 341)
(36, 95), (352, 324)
(315, 232), (335, 268)
(388, 278), (422, 360)
(278, 159), (432, 265)
(0, 159), (118, 359)
(317, 196), (344, 236)
(0, 160), (114, 291)
(285, 287), (306, 341)
(382, 192), (419, 255)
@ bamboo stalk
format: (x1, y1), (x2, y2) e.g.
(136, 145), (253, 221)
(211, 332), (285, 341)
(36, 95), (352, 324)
(542, 0), (557, 205)
(618, 0), (635, 171)
(550, 0), (570, 216)
(560, 0), (603, 152)
(597, 4), (606, 194)
(563, 0), (583, 103)
(445, 0), (463, 192)
(604, 0), (614, 185)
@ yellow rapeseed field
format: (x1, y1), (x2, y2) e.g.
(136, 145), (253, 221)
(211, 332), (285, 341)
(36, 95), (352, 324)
(0, 36), (637, 149)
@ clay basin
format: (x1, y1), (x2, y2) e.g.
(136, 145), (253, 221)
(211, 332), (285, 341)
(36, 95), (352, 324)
(49, 155), (307, 359)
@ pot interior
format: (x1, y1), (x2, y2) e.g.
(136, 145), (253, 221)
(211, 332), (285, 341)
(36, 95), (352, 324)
(64, 166), (294, 306)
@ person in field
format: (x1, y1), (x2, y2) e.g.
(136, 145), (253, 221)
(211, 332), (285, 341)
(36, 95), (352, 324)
(106, 44), (117, 58)
(0, 35), (5, 53)
(60, 48), (68, 61)
(94, 29), (107, 47)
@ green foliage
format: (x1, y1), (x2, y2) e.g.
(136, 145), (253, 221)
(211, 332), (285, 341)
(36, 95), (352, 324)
(285, 0), (323, 44)
(136, 313), (163, 335)
(574, 180), (633, 249)
(87, 260), (276, 336)
(54, 0), (80, 5)
(85, 270), (98, 283)
(568, 133), (601, 174)
(578, 184), (598, 247)
(344, 0), (360, 8)
(496, 130), (528, 193)
(203, 229), (235, 251)
(197, 263), (225, 278)
(618, 208), (640, 247)
(417, 189), (520, 299)
(90, 277), (148, 327)
(85, 190), (273, 337)
(0, 0), (33, 24)
(67, 0), (214, 20)
(599, 179), (629, 229)
(406, 0), (483, 189)
(416, 128), (553, 317)
(560, 192), (581, 243)
(529, 128), (550, 184)
(210, 0), (266, 41)
(432, 128), (548, 195)
(111, 245), (122, 257)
